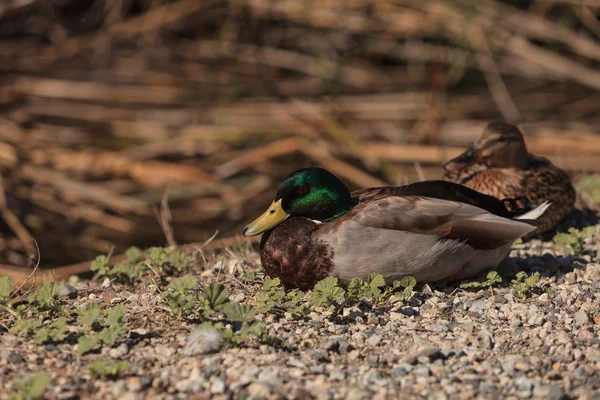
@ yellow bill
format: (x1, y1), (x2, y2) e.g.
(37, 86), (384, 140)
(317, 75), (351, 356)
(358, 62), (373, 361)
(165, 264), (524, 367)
(242, 199), (290, 236)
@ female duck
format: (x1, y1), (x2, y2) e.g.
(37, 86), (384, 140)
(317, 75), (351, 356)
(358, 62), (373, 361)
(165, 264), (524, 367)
(243, 167), (549, 290)
(443, 121), (575, 237)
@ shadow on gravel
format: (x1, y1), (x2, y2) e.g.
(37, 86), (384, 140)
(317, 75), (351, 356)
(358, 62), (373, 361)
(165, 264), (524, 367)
(513, 254), (591, 278)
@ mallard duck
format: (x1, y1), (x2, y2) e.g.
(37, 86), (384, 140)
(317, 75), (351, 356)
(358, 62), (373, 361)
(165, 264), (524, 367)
(442, 121), (575, 238)
(242, 167), (550, 290)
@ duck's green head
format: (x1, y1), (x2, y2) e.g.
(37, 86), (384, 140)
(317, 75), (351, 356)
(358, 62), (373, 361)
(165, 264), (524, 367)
(242, 167), (355, 236)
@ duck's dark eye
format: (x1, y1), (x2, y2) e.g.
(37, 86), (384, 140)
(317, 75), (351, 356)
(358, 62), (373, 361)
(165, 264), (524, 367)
(269, 209), (275, 214)
(296, 185), (309, 195)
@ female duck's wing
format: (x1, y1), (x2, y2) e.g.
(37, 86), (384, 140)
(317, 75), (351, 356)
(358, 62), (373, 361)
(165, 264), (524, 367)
(342, 195), (540, 250)
(351, 180), (517, 218)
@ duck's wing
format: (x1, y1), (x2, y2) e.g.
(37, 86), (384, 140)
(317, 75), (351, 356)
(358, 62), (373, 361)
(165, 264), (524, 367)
(337, 195), (542, 250)
(351, 180), (517, 218)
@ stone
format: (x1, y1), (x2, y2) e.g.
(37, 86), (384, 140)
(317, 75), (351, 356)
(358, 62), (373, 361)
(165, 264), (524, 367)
(108, 343), (129, 359)
(345, 387), (370, 400)
(7, 352), (25, 364)
(366, 334), (382, 346)
(247, 383), (272, 398)
(210, 378), (225, 394)
(418, 347), (444, 361)
(574, 310), (590, 325)
(58, 284), (77, 299)
(547, 386), (569, 400)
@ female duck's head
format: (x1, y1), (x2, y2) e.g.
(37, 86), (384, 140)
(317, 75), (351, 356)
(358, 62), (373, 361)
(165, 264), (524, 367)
(443, 121), (528, 171)
(242, 167), (355, 236)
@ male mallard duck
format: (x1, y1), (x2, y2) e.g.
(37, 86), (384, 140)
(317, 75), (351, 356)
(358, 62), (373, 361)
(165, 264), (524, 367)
(442, 121), (575, 237)
(242, 167), (550, 290)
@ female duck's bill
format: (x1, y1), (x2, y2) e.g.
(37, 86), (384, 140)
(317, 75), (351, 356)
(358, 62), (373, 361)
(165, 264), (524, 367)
(242, 199), (290, 236)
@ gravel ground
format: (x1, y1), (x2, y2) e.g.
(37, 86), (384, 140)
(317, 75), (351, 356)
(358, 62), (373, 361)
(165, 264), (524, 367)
(1, 212), (599, 400)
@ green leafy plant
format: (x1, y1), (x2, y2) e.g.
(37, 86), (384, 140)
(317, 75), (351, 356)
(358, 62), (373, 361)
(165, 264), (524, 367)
(388, 276), (417, 301)
(244, 265), (265, 282)
(78, 304), (101, 328)
(77, 304), (127, 355)
(362, 274), (387, 298)
(332, 275), (416, 319)
(76, 304), (102, 354)
(160, 275), (197, 317)
(88, 360), (129, 380)
(9, 317), (43, 337)
(553, 227), (596, 256)
(27, 282), (59, 312)
(256, 277), (307, 317)
(511, 271), (540, 299)
(256, 277), (285, 312)
(459, 271), (503, 290)
(219, 302), (271, 346)
(90, 255), (110, 276)
(10, 372), (51, 400)
(0, 276), (13, 305)
(200, 282), (230, 316)
(575, 175), (600, 204)
(91, 246), (194, 283)
(34, 317), (69, 344)
(144, 246), (194, 277)
(91, 248), (145, 283)
(97, 304), (127, 346)
(221, 303), (256, 321)
(221, 320), (269, 346)
(309, 277), (345, 308)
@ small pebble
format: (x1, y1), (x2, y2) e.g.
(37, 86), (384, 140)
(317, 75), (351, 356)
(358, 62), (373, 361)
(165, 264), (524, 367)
(574, 310), (590, 325)
(58, 284), (77, 299)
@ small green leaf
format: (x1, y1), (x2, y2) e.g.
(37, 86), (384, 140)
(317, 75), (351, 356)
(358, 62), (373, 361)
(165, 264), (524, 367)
(77, 335), (99, 355)
(88, 360), (129, 380)
(511, 271), (540, 299)
(203, 283), (229, 310)
(160, 277), (196, 316)
(486, 271), (502, 284)
(553, 226), (594, 256)
(105, 304), (126, 327)
(125, 247), (142, 262)
(91, 255), (110, 274)
(221, 303), (256, 322)
(167, 275), (197, 295)
(10, 317), (43, 336)
(28, 282), (59, 311)
(399, 276), (417, 289)
(78, 304), (101, 326)
(582, 226), (596, 238)
(364, 274), (386, 297)
(347, 277), (366, 296)
(459, 271), (502, 290)
(97, 326), (126, 346)
(15, 372), (51, 400)
(0, 276), (13, 304)
(256, 277), (286, 313)
(309, 277), (345, 308)
(263, 277), (281, 291)
(34, 317), (68, 344)
(524, 272), (540, 287)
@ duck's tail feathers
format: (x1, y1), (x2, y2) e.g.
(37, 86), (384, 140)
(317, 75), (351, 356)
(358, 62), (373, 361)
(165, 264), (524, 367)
(514, 201), (552, 223)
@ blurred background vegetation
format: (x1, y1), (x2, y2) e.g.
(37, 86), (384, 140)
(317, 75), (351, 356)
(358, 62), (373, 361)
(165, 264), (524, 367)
(0, 0), (600, 268)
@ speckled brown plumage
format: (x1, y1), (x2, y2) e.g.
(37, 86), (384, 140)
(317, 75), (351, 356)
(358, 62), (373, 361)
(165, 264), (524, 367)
(260, 217), (335, 291)
(443, 121), (575, 238)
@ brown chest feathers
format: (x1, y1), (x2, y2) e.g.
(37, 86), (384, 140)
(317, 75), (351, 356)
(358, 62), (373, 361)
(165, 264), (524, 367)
(443, 156), (576, 236)
(259, 217), (334, 290)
